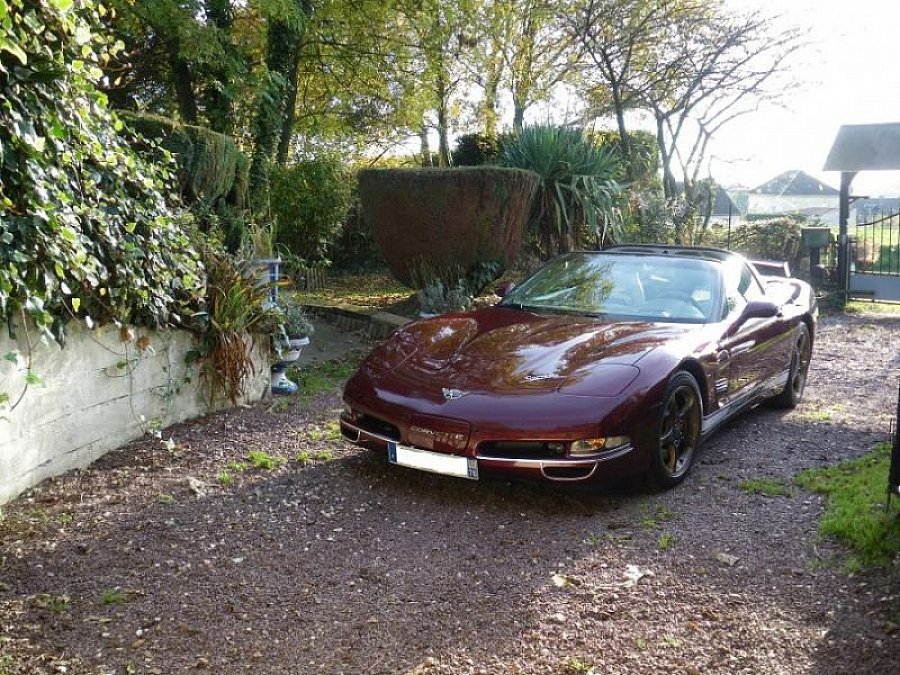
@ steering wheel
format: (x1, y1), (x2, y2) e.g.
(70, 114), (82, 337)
(655, 290), (705, 315)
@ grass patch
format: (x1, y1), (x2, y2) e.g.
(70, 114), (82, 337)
(246, 451), (285, 471)
(216, 471), (234, 486)
(33, 594), (70, 613)
(100, 588), (134, 605)
(641, 503), (677, 530)
(562, 657), (594, 674)
(657, 533), (676, 551)
(288, 354), (366, 400)
(295, 449), (334, 465)
(226, 461), (248, 473)
(844, 301), (900, 315)
(798, 409), (833, 423)
(796, 443), (900, 568)
(740, 477), (793, 497)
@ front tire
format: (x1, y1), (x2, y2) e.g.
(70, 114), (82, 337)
(770, 324), (811, 409)
(651, 371), (702, 488)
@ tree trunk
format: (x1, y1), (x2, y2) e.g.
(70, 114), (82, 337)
(276, 1), (312, 165)
(168, 44), (197, 124)
(203, 0), (235, 134)
(513, 102), (526, 133)
(656, 116), (677, 200)
(611, 82), (632, 179)
(419, 125), (432, 167)
(481, 69), (501, 136)
(435, 70), (451, 167)
(249, 0), (311, 213)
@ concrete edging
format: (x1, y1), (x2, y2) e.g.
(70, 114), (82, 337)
(301, 303), (411, 340)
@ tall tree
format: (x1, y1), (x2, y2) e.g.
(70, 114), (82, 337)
(568, 0), (703, 176)
(249, 0), (313, 211)
(505, 0), (577, 132)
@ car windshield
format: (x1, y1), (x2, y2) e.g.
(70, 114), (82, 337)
(500, 252), (723, 323)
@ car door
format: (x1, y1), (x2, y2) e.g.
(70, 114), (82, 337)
(717, 261), (792, 406)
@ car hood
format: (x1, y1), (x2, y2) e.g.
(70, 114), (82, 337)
(369, 306), (693, 396)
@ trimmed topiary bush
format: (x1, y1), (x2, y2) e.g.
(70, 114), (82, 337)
(121, 112), (247, 209)
(358, 167), (537, 288)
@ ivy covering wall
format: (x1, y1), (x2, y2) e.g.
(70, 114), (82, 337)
(0, 0), (204, 344)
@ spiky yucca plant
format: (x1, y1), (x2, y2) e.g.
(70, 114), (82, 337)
(501, 125), (623, 258)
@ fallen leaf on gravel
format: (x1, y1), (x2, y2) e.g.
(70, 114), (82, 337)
(716, 552), (740, 567)
(186, 477), (207, 497)
(622, 564), (654, 587)
(551, 574), (581, 588)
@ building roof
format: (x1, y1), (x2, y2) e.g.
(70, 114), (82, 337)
(751, 170), (839, 196)
(824, 123), (900, 172)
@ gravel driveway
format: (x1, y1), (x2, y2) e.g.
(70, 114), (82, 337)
(1, 313), (898, 674)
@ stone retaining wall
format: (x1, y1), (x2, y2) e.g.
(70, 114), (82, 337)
(0, 323), (269, 504)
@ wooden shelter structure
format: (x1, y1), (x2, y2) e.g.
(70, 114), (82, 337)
(824, 123), (900, 297)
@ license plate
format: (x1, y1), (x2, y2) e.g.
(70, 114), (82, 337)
(388, 442), (478, 480)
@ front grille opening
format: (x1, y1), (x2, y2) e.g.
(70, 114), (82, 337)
(354, 413), (400, 442)
(478, 441), (565, 460)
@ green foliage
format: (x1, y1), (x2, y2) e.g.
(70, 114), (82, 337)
(123, 112), (251, 250)
(452, 132), (502, 166)
(0, 0), (205, 341)
(591, 129), (660, 187)
(657, 533), (676, 551)
(270, 157), (354, 261)
(191, 246), (281, 405)
(247, 450), (284, 470)
(796, 444), (900, 568)
(100, 588), (133, 605)
(278, 295), (314, 337)
(501, 125), (623, 258)
(125, 113), (244, 207)
(708, 216), (803, 262)
(329, 198), (385, 273)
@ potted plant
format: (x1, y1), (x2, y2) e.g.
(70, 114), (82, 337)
(269, 297), (314, 395)
(280, 296), (314, 349)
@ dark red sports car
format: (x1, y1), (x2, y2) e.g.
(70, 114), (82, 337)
(340, 246), (817, 488)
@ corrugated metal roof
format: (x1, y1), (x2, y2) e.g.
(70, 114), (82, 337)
(824, 123), (900, 171)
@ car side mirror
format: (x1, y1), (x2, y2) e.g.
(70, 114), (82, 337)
(724, 300), (779, 338)
(495, 282), (515, 298)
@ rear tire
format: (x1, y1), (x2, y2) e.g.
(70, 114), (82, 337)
(651, 371), (702, 489)
(770, 324), (811, 409)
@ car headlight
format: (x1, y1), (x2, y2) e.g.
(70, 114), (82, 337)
(569, 436), (630, 457)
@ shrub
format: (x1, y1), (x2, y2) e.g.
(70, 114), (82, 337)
(357, 167), (537, 289)
(270, 157), (354, 262)
(329, 197), (386, 273)
(708, 216), (803, 262)
(452, 133), (502, 167)
(122, 112), (251, 251)
(501, 125), (623, 259)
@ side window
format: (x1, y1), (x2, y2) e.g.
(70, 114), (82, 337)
(722, 262), (765, 319)
(738, 264), (765, 302)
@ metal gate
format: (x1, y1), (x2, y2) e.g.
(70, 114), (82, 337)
(849, 206), (900, 301)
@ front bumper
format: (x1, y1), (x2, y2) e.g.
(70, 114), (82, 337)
(339, 415), (637, 483)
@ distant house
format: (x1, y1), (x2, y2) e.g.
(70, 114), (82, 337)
(707, 186), (744, 225)
(744, 170), (841, 224)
